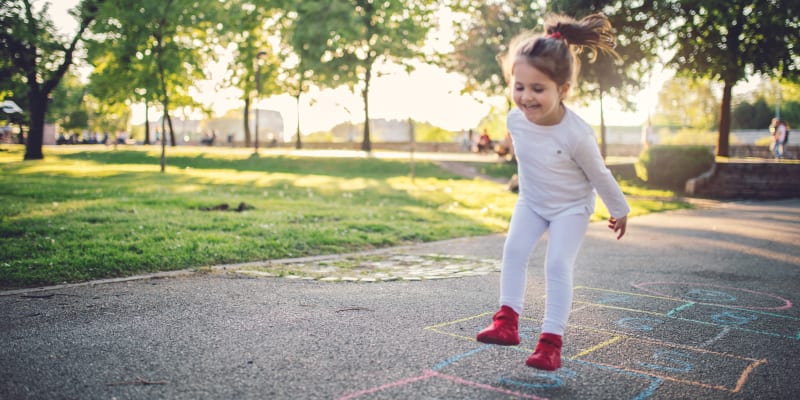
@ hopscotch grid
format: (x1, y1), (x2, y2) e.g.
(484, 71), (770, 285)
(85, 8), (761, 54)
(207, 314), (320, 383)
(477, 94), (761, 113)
(418, 284), (782, 398)
(426, 312), (767, 362)
(573, 300), (794, 340)
(631, 281), (793, 310)
(573, 358), (767, 394)
(427, 315), (766, 393)
(335, 368), (551, 400)
(573, 293), (800, 340)
(570, 317), (766, 362)
(569, 335), (623, 360)
(506, 346), (664, 400)
(582, 285), (799, 317)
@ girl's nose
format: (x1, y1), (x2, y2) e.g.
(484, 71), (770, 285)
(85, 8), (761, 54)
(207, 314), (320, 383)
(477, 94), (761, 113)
(521, 90), (533, 102)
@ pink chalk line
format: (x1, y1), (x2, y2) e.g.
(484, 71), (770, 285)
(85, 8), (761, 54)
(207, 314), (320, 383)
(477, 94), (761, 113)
(336, 369), (548, 400)
(634, 281), (792, 311)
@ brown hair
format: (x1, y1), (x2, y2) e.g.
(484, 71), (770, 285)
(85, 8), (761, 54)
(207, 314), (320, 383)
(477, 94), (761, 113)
(500, 13), (618, 87)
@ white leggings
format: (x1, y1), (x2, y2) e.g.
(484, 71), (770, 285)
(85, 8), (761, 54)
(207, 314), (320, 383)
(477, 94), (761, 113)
(499, 201), (589, 336)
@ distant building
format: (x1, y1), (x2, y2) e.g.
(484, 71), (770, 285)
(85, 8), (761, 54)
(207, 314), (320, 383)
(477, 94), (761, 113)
(330, 118), (413, 142)
(143, 110), (284, 145)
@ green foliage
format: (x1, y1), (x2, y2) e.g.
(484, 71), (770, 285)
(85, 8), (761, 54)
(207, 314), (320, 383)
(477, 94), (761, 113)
(547, 0), (664, 110)
(477, 106), (507, 139)
(414, 121), (456, 142)
(654, 76), (719, 129)
(281, 0), (437, 150)
(664, 0), (800, 155)
(635, 146), (714, 191)
(0, 0), (104, 159)
(731, 98), (774, 130)
(442, 1), (540, 97)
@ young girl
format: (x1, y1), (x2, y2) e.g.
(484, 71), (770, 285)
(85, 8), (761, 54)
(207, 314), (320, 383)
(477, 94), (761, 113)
(476, 13), (630, 371)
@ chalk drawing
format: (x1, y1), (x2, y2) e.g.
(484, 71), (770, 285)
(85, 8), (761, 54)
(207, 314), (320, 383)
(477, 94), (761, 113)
(636, 349), (693, 373)
(335, 369), (549, 400)
(616, 317), (665, 332)
(339, 282), (787, 399)
(499, 367), (577, 389)
(633, 282), (792, 310)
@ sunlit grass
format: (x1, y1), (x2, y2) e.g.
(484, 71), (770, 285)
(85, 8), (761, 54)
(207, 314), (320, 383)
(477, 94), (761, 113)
(0, 145), (689, 288)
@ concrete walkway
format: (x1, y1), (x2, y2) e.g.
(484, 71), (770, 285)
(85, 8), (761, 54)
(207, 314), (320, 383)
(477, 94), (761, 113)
(2, 198), (799, 399)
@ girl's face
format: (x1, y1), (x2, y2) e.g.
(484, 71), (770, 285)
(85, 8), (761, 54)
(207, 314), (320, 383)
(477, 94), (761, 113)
(511, 61), (569, 126)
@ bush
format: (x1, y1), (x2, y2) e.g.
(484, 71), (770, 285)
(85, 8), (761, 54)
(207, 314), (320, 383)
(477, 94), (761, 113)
(635, 145), (714, 191)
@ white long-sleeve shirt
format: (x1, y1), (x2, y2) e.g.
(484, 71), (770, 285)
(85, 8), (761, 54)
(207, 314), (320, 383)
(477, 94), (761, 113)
(507, 107), (630, 220)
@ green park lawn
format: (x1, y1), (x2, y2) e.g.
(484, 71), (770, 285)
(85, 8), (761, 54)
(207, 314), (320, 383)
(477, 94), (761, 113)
(0, 145), (689, 289)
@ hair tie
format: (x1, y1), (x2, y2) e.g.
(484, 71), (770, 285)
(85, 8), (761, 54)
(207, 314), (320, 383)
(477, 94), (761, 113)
(547, 32), (563, 40)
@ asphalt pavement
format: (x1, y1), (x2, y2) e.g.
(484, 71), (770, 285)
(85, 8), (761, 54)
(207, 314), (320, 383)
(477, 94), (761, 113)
(2, 198), (799, 400)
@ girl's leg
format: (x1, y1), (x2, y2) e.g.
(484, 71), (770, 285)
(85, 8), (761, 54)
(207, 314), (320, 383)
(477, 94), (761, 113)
(541, 212), (590, 335)
(499, 202), (548, 314)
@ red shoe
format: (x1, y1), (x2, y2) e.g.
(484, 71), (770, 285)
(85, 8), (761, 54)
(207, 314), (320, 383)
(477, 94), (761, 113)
(476, 305), (520, 345)
(526, 333), (562, 370)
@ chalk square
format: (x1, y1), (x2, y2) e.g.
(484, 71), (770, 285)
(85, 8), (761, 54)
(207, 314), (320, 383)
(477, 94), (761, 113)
(573, 336), (765, 393)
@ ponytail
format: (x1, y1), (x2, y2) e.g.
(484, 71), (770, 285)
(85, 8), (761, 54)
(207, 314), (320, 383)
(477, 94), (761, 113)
(501, 13), (618, 87)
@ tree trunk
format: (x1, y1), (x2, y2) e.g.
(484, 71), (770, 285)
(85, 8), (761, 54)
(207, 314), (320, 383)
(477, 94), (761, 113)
(166, 111), (175, 146)
(361, 65), (372, 152)
(717, 81), (733, 157)
(160, 112), (167, 172)
(243, 97), (252, 147)
(295, 94), (302, 149)
(23, 90), (47, 160)
(144, 102), (151, 144)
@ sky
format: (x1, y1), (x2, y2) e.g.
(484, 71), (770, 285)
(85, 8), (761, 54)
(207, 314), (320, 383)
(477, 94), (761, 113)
(48, 0), (672, 139)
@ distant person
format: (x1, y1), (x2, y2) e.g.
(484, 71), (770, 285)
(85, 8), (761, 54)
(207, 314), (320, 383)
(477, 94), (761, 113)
(475, 13), (630, 371)
(116, 131), (127, 145)
(201, 130), (216, 146)
(641, 120), (655, 149)
(494, 131), (514, 160)
(477, 129), (492, 153)
(770, 118), (786, 159)
(459, 129), (470, 152)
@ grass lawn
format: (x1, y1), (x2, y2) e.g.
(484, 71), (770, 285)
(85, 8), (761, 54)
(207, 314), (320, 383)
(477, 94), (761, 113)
(0, 145), (689, 289)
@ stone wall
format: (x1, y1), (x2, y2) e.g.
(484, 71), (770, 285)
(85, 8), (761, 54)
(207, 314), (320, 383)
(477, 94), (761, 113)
(686, 160), (800, 199)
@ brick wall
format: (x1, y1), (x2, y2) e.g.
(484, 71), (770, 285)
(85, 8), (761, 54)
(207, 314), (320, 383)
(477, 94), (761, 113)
(686, 160), (800, 199)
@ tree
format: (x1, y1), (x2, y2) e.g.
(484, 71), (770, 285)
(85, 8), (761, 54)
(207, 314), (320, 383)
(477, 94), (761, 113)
(89, 0), (222, 171)
(0, 0), (104, 160)
(664, 0), (800, 156)
(654, 76), (719, 129)
(277, 2), (335, 150)
(310, 0), (437, 151)
(731, 98), (772, 129)
(48, 71), (89, 135)
(443, 0), (543, 99)
(216, 0), (282, 149)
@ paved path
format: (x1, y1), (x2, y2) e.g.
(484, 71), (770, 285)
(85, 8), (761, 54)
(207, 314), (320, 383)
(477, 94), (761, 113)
(2, 199), (799, 399)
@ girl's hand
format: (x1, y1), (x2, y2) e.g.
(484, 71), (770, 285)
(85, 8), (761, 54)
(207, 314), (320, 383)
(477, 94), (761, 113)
(608, 215), (627, 240)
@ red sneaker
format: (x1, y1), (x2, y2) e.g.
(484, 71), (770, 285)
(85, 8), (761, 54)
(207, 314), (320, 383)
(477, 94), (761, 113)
(525, 333), (562, 370)
(476, 305), (520, 345)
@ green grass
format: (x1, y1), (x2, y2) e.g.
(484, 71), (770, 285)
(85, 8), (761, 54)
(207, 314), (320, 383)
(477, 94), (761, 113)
(0, 145), (689, 289)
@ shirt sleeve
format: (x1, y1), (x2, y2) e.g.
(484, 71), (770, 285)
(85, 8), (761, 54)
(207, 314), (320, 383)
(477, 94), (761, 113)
(571, 132), (631, 218)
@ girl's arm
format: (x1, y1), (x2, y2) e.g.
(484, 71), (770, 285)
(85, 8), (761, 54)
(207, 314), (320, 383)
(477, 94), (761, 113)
(572, 132), (631, 224)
